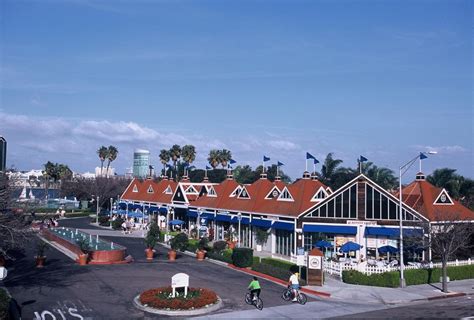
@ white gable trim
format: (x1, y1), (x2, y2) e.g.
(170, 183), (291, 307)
(237, 186), (251, 199)
(172, 184), (189, 203)
(230, 185), (242, 197)
(433, 188), (454, 206)
(184, 185), (199, 194)
(265, 186), (281, 200)
(311, 186), (328, 202)
(147, 185), (154, 193)
(132, 184), (138, 193)
(207, 185), (217, 197)
(164, 185), (173, 194)
(277, 187), (294, 202)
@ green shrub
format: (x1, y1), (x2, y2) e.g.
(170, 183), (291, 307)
(207, 251), (233, 263)
(261, 257), (295, 270)
(0, 288), (10, 320)
(252, 256), (261, 266)
(232, 247), (253, 268)
(222, 249), (233, 260)
(198, 237), (210, 251)
(170, 233), (189, 252)
(112, 217), (124, 230)
(213, 240), (227, 253)
(98, 216), (109, 225)
(187, 239), (199, 252)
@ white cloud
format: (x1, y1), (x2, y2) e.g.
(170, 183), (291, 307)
(267, 140), (300, 151)
(414, 145), (468, 155)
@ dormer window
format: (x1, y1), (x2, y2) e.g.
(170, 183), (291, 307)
(147, 185), (154, 193)
(184, 185), (198, 194)
(277, 187), (294, 201)
(132, 185), (138, 193)
(416, 173), (426, 181)
(265, 186), (280, 199)
(311, 186), (328, 202)
(230, 186), (242, 197)
(433, 189), (454, 205)
(164, 185), (173, 194)
(237, 186), (251, 199)
(207, 185), (217, 197)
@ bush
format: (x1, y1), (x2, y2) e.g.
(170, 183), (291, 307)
(206, 251), (233, 263)
(187, 239), (199, 253)
(252, 256), (261, 266)
(213, 240), (227, 253)
(170, 233), (189, 252)
(140, 287), (218, 310)
(198, 237), (209, 251)
(256, 258), (307, 281)
(98, 216), (109, 226)
(0, 288), (10, 320)
(232, 247), (253, 268)
(112, 217), (124, 230)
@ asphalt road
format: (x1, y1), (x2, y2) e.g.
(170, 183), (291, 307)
(328, 296), (474, 319)
(4, 217), (311, 319)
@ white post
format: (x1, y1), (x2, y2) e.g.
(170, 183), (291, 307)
(238, 212), (242, 248)
(96, 196), (100, 225)
(399, 166), (406, 288)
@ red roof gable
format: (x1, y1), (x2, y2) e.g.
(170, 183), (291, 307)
(121, 178), (177, 205)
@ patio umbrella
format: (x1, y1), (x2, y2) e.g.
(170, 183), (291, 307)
(169, 219), (185, 225)
(314, 240), (332, 248)
(339, 241), (362, 253)
(378, 245), (398, 254)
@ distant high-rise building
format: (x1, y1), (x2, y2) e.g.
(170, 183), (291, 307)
(133, 149), (150, 178)
(0, 136), (6, 172)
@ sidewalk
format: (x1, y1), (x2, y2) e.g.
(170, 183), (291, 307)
(306, 276), (474, 304)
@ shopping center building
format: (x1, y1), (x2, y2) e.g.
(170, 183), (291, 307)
(120, 170), (473, 262)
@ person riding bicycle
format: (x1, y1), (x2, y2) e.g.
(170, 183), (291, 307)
(288, 271), (300, 302)
(248, 276), (261, 301)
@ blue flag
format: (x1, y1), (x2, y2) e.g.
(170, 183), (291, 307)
(360, 155), (368, 162)
(306, 152), (315, 160)
(263, 156), (271, 162)
(313, 158), (319, 164)
(205, 165), (211, 170)
(230, 159), (237, 164)
(419, 152), (428, 160)
(277, 161), (285, 167)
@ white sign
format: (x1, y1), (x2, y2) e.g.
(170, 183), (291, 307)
(346, 220), (377, 226)
(308, 256), (322, 270)
(296, 255), (307, 266)
(171, 273), (189, 297)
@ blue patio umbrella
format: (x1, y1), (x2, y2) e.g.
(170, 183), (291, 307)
(339, 241), (362, 253)
(169, 219), (185, 225)
(315, 240), (332, 248)
(378, 245), (398, 254)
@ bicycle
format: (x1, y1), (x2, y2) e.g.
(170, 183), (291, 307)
(245, 290), (263, 310)
(282, 286), (307, 305)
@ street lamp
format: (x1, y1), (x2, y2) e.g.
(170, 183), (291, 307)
(95, 195), (100, 225)
(110, 197), (113, 229)
(399, 151), (436, 287)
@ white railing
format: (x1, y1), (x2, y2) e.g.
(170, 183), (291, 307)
(324, 258), (472, 278)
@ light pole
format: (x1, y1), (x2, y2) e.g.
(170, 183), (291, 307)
(110, 197), (113, 229)
(237, 212), (242, 248)
(95, 195), (100, 225)
(399, 151), (436, 287)
(198, 208), (203, 238)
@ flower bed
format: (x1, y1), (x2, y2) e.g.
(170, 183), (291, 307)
(139, 287), (218, 310)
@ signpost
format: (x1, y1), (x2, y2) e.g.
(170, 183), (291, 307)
(307, 248), (324, 286)
(171, 273), (189, 297)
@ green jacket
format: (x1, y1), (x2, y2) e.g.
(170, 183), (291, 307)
(248, 280), (261, 290)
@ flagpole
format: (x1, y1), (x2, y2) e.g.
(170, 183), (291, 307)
(305, 159), (308, 172)
(277, 164), (279, 177)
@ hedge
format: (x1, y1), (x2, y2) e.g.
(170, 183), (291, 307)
(187, 239), (199, 253)
(232, 247), (253, 268)
(206, 251), (233, 263)
(342, 264), (474, 287)
(0, 288), (10, 320)
(258, 257), (307, 280)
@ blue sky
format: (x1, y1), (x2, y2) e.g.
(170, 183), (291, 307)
(1, 0), (472, 180)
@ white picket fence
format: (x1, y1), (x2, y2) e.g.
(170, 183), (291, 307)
(324, 258), (473, 278)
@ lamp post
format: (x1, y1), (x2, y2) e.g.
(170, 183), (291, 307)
(95, 195), (100, 225)
(110, 197), (113, 229)
(237, 212), (242, 248)
(198, 208), (203, 238)
(398, 151), (436, 287)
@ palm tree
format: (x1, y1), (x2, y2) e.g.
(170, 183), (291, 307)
(169, 145), (182, 169)
(43, 161), (58, 199)
(97, 146), (108, 176)
(105, 145), (118, 178)
(159, 149), (171, 176)
(208, 149), (221, 169)
(363, 163), (398, 190)
(318, 153), (344, 187)
(181, 145), (196, 176)
(220, 149), (232, 168)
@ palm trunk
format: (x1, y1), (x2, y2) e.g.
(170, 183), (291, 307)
(100, 161), (104, 177)
(106, 160), (111, 178)
(442, 258), (448, 293)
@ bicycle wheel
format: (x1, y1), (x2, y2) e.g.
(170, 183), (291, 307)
(255, 297), (263, 310)
(245, 292), (252, 305)
(282, 289), (291, 301)
(297, 292), (307, 305)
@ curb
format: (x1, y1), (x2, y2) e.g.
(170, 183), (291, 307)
(226, 264), (331, 298)
(133, 294), (223, 316)
(426, 292), (466, 301)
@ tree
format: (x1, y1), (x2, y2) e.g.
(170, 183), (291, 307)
(428, 168), (474, 210)
(169, 145), (182, 169)
(363, 162), (398, 190)
(105, 145), (118, 178)
(159, 149), (171, 176)
(234, 165), (258, 184)
(97, 146), (108, 176)
(426, 213), (473, 293)
(220, 149), (232, 168)
(208, 149), (221, 169)
(317, 153), (344, 188)
(181, 145), (196, 176)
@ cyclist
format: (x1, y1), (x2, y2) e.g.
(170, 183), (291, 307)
(288, 271), (300, 302)
(248, 276), (261, 302)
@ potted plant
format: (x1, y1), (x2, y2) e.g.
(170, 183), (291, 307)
(76, 238), (90, 266)
(224, 229), (237, 249)
(168, 233), (188, 261)
(255, 228), (269, 252)
(35, 241), (49, 268)
(196, 237), (209, 261)
(144, 223), (160, 261)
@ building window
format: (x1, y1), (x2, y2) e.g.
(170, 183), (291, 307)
(275, 229), (294, 256)
(147, 185), (154, 193)
(278, 187), (294, 201)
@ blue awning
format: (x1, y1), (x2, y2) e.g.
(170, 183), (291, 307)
(148, 206), (159, 212)
(187, 210), (198, 218)
(231, 216), (250, 225)
(365, 227), (399, 237)
(272, 221), (295, 231)
(251, 219), (273, 228)
(216, 214), (232, 222)
(201, 212), (215, 220)
(159, 207), (168, 214)
(118, 203), (127, 210)
(303, 224), (357, 235)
